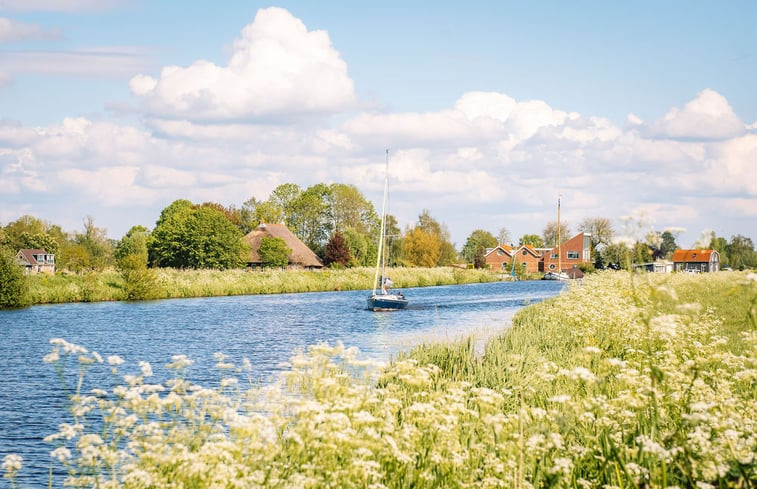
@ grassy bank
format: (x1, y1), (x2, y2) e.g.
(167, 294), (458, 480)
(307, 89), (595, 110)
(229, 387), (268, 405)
(26, 266), (498, 304)
(9, 271), (754, 488)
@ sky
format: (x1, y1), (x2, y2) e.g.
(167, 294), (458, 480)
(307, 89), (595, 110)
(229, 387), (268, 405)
(1, 0), (756, 249)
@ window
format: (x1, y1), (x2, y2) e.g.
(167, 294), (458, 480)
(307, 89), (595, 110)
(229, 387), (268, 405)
(550, 253), (558, 259)
(549, 264), (556, 270)
(567, 251), (579, 259)
(521, 262), (527, 268)
(497, 250), (503, 256)
(522, 249), (527, 256)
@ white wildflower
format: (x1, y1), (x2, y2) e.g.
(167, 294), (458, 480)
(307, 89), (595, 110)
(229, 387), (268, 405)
(167, 354), (193, 370)
(2, 454), (22, 473)
(139, 361), (153, 377)
(107, 355), (124, 366)
(50, 447), (71, 463)
(43, 350), (60, 363)
(583, 346), (602, 354)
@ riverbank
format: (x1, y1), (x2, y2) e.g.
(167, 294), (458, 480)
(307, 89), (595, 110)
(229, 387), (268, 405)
(15, 271), (754, 488)
(25, 266), (498, 304)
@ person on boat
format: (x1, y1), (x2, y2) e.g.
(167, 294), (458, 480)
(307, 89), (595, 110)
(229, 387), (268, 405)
(381, 276), (394, 295)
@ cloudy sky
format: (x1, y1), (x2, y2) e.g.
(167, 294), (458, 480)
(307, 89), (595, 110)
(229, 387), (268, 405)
(1, 1), (755, 248)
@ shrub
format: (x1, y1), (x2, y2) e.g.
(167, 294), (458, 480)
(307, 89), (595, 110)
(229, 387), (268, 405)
(0, 248), (30, 308)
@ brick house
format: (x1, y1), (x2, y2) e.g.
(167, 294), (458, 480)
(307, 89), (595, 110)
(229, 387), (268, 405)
(540, 232), (593, 273)
(17, 249), (56, 275)
(672, 249), (720, 273)
(513, 244), (544, 273)
(484, 244), (515, 271)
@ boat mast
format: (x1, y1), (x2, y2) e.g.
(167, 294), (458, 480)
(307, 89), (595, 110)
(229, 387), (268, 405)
(557, 196), (561, 274)
(372, 150), (390, 295)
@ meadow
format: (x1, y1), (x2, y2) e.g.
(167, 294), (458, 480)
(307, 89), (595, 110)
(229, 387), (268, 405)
(4, 271), (754, 488)
(25, 266), (497, 304)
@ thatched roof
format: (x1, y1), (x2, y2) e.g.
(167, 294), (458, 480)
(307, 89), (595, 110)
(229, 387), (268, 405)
(243, 223), (323, 268)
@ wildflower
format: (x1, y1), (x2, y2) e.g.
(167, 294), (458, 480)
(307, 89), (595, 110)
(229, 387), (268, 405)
(583, 346), (602, 354)
(43, 350), (60, 363)
(50, 447), (71, 463)
(167, 354), (193, 370)
(548, 394), (571, 403)
(2, 454), (22, 478)
(107, 355), (125, 366)
(139, 361), (153, 377)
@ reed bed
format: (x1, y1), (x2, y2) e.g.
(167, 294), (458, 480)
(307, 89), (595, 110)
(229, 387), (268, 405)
(26, 266), (496, 304)
(6, 271), (754, 488)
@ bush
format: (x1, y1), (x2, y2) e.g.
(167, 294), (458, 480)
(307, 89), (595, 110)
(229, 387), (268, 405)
(0, 249), (30, 308)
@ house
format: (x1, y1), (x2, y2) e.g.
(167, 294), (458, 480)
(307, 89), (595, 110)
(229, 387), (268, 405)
(633, 260), (674, 273)
(17, 249), (55, 275)
(540, 232), (593, 273)
(484, 244), (515, 271)
(672, 249), (720, 273)
(243, 223), (323, 269)
(513, 244), (544, 273)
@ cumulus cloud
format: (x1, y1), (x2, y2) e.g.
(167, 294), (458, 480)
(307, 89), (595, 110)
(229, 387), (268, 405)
(129, 7), (356, 121)
(646, 88), (745, 140)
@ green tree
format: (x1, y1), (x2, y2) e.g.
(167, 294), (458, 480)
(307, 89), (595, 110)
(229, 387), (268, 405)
(519, 234), (544, 248)
(0, 248), (29, 308)
(328, 183), (378, 234)
(578, 217), (614, 248)
(289, 183), (333, 254)
(726, 234), (756, 270)
(115, 226), (149, 264)
(115, 225), (158, 300)
(72, 216), (113, 271)
(324, 232), (351, 268)
(258, 236), (291, 268)
(341, 227), (376, 267)
(401, 227), (441, 267)
(709, 235), (730, 266)
(149, 200), (248, 269)
(461, 229), (497, 264)
(601, 242), (631, 270)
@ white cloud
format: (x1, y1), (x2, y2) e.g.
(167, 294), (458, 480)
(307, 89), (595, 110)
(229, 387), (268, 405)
(130, 7), (356, 121)
(0, 17), (62, 42)
(647, 88), (744, 140)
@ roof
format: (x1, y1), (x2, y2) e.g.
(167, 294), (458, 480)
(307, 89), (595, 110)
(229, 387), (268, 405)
(17, 248), (48, 266)
(519, 244), (542, 257)
(485, 244), (514, 257)
(243, 223), (323, 268)
(672, 249), (718, 263)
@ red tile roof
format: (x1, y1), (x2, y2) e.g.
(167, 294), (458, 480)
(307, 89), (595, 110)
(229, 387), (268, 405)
(672, 249), (716, 263)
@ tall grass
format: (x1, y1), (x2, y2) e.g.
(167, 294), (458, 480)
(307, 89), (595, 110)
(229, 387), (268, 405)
(6, 271), (754, 488)
(26, 266), (497, 304)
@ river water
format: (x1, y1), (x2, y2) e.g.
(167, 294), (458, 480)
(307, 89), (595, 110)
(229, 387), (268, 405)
(0, 280), (563, 487)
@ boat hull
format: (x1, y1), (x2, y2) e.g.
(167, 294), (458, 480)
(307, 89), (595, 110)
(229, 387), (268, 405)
(543, 271), (570, 280)
(367, 294), (408, 311)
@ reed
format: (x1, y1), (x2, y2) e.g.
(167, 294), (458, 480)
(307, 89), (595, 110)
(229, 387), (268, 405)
(7, 271), (753, 488)
(26, 266), (498, 304)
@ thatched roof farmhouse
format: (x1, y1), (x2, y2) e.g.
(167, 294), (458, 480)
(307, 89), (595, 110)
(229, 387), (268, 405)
(243, 223), (323, 269)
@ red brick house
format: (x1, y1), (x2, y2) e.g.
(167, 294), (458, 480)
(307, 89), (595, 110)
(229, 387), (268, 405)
(17, 249), (56, 275)
(540, 232), (592, 273)
(513, 244), (544, 273)
(484, 244), (515, 271)
(672, 249), (720, 273)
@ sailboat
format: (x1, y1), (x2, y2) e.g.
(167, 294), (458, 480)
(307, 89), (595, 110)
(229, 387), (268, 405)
(367, 150), (408, 311)
(543, 196), (570, 280)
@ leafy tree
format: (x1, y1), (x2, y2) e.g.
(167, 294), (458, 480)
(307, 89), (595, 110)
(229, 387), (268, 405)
(341, 228), (376, 267)
(473, 248), (487, 269)
(115, 226), (149, 264)
(660, 231), (679, 258)
(324, 232), (351, 268)
(0, 247), (29, 309)
(401, 227), (441, 267)
(726, 234), (756, 270)
(258, 236), (291, 268)
(114, 225), (158, 300)
(519, 234), (544, 248)
(289, 183), (332, 254)
(542, 220), (572, 248)
(709, 235), (730, 266)
(61, 243), (92, 274)
(1, 215), (65, 257)
(601, 242), (631, 270)
(72, 216), (113, 271)
(149, 200), (248, 269)
(461, 229), (497, 264)
(328, 183), (377, 234)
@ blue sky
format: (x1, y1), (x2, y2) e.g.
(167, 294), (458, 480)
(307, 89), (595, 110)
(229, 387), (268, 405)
(1, 0), (756, 249)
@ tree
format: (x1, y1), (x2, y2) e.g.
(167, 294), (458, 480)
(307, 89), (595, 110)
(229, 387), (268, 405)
(461, 229), (497, 264)
(497, 227), (512, 246)
(289, 183), (332, 254)
(726, 234), (756, 270)
(0, 248), (29, 309)
(409, 209), (457, 266)
(709, 235), (730, 266)
(578, 217), (614, 248)
(328, 183), (377, 234)
(148, 200), (248, 269)
(601, 242), (631, 270)
(324, 232), (351, 267)
(400, 227), (441, 267)
(115, 226), (149, 264)
(115, 225), (158, 300)
(341, 227), (376, 267)
(519, 234), (544, 248)
(542, 221), (572, 248)
(258, 236), (291, 268)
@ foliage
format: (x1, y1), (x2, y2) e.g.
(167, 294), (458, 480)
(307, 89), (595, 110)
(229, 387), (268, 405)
(258, 236), (291, 268)
(69, 216), (113, 271)
(519, 233), (544, 248)
(0, 247), (30, 308)
(341, 227), (376, 267)
(400, 227), (441, 267)
(601, 241), (630, 269)
(578, 216), (614, 247)
(115, 226), (159, 300)
(323, 231), (351, 267)
(328, 183), (378, 234)
(497, 227), (512, 246)
(148, 200), (248, 269)
(22, 272), (755, 489)
(725, 234), (756, 270)
(646, 229), (679, 260)
(460, 229), (497, 264)
(114, 225), (149, 264)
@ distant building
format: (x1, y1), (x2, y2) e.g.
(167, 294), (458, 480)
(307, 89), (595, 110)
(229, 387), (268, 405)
(672, 249), (720, 273)
(484, 244), (515, 271)
(484, 233), (593, 275)
(243, 223), (323, 269)
(633, 260), (674, 273)
(17, 249), (56, 275)
(540, 232), (593, 273)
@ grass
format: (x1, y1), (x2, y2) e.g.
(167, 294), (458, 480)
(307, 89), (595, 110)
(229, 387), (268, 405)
(26, 266), (498, 304)
(5, 270), (755, 488)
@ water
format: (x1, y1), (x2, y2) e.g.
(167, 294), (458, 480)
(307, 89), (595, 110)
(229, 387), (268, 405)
(0, 280), (563, 487)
